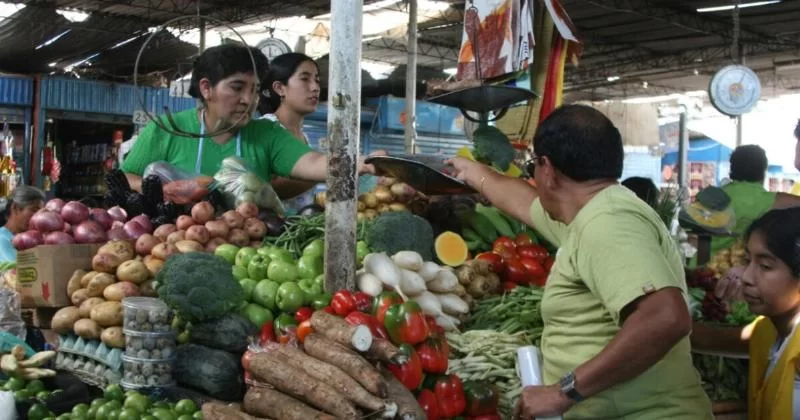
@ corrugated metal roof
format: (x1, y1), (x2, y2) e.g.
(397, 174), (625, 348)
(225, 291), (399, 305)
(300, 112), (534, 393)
(0, 75), (34, 106)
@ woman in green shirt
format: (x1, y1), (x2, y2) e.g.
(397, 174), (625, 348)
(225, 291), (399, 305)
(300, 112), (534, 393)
(122, 44), (375, 203)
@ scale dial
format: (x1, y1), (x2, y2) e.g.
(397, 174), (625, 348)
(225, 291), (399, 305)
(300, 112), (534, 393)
(257, 37), (292, 61)
(708, 65), (761, 117)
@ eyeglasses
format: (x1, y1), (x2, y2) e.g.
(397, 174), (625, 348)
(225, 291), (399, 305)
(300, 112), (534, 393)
(524, 152), (544, 178)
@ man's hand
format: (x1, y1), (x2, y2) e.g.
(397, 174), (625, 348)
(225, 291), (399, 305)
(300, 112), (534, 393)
(444, 156), (491, 187)
(357, 150), (387, 176)
(715, 266), (745, 302)
(512, 385), (574, 420)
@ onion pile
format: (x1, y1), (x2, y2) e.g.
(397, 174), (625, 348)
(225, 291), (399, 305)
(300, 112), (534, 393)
(12, 199), (154, 251)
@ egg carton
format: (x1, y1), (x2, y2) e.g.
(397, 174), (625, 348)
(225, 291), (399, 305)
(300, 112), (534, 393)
(58, 334), (123, 372)
(55, 352), (123, 388)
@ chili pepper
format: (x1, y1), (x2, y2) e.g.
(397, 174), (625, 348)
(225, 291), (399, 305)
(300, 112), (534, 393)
(416, 335), (450, 374)
(463, 380), (500, 416)
(417, 389), (441, 420)
(258, 322), (275, 345)
(294, 307), (313, 323)
(322, 306), (336, 315)
(435, 374), (466, 417)
(331, 290), (357, 316)
(384, 301), (429, 345)
(354, 291), (373, 313)
(345, 311), (389, 340)
(372, 291), (403, 324)
(387, 343), (423, 390)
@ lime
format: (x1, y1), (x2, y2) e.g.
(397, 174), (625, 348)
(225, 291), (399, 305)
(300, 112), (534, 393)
(174, 399), (197, 416)
(26, 379), (46, 393)
(73, 403), (91, 416)
(14, 389), (33, 402)
(36, 390), (51, 401)
(104, 384), (125, 402)
(57, 414), (72, 420)
(28, 403), (52, 420)
(91, 398), (107, 409)
(124, 392), (151, 412)
(118, 408), (141, 420)
(87, 407), (98, 420)
(5, 376), (25, 391)
(152, 401), (171, 410)
(142, 417), (157, 420)
(106, 409), (120, 420)
(177, 416), (193, 420)
(95, 405), (111, 420)
(150, 408), (176, 420)
(192, 412), (203, 420)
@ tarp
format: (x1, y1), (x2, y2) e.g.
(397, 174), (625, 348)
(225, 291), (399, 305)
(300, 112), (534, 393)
(661, 138), (733, 165)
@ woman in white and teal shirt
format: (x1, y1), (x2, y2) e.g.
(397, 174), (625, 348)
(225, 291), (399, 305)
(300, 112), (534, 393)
(259, 53), (321, 213)
(0, 186), (45, 262)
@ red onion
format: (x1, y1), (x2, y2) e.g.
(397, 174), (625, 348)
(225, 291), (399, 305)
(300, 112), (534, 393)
(107, 206), (127, 222)
(130, 215), (153, 233)
(73, 220), (107, 244)
(107, 227), (129, 241)
(44, 231), (75, 245)
(89, 208), (114, 230)
(44, 198), (65, 213)
(61, 201), (90, 225)
(12, 231), (43, 250)
(111, 220), (124, 230)
(63, 222), (72, 234)
(30, 210), (64, 233)
(123, 221), (148, 240)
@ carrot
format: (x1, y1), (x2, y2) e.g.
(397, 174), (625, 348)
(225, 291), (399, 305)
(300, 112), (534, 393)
(274, 345), (397, 418)
(248, 351), (359, 419)
(242, 387), (337, 420)
(304, 333), (387, 397)
(364, 338), (407, 364)
(310, 310), (373, 351)
(201, 401), (266, 420)
(381, 367), (426, 420)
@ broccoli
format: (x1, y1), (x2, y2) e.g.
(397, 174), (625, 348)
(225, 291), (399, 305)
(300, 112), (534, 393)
(156, 252), (244, 323)
(473, 122), (515, 171)
(366, 211), (434, 261)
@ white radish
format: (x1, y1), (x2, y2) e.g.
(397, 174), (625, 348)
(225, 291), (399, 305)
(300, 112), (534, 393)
(428, 269), (459, 293)
(435, 313), (461, 332)
(392, 251), (424, 272)
(399, 269), (427, 296)
(418, 261), (442, 282)
(364, 252), (407, 300)
(412, 291), (444, 317)
(357, 272), (384, 297)
(438, 293), (470, 315)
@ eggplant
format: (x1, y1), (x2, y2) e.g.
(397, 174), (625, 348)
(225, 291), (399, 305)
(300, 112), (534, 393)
(297, 204), (324, 217)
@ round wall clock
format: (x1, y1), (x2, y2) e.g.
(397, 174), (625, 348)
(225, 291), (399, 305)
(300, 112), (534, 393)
(708, 65), (761, 117)
(257, 37), (292, 61)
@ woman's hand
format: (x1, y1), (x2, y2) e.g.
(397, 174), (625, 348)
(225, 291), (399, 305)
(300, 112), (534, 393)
(512, 385), (574, 420)
(357, 150), (387, 176)
(715, 266), (745, 302)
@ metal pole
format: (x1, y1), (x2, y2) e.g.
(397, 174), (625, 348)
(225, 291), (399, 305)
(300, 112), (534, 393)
(735, 115), (743, 147)
(404, 0), (418, 154)
(325, 0), (363, 293)
(199, 18), (206, 53)
(678, 108), (689, 189)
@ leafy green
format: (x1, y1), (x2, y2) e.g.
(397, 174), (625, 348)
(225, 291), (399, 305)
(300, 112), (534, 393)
(725, 300), (756, 326)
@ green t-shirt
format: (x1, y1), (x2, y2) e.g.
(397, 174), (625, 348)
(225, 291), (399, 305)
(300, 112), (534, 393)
(710, 181), (776, 255)
(530, 184), (712, 420)
(121, 108), (312, 181)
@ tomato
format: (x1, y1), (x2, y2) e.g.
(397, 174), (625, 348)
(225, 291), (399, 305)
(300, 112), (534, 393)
(503, 281), (518, 291)
(543, 256), (555, 272)
(503, 258), (529, 284)
(296, 320), (314, 343)
(475, 252), (504, 274)
(495, 246), (518, 261)
(519, 257), (546, 280)
(517, 244), (549, 262)
(492, 237), (516, 253)
(514, 233), (534, 247)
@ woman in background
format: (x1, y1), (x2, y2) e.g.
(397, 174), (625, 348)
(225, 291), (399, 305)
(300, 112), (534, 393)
(0, 186), (45, 262)
(259, 53), (321, 211)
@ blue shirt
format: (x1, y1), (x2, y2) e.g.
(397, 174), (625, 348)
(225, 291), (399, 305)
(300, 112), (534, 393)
(0, 227), (15, 262)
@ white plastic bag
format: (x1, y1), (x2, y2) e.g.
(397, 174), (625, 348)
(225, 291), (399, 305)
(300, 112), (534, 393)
(214, 157), (285, 215)
(0, 289), (25, 340)
(0, 390), (16, 420)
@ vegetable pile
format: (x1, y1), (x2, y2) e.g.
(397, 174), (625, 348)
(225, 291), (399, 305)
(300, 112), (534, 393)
(706, 239), (746, 279)
(315, 176), (420, 222)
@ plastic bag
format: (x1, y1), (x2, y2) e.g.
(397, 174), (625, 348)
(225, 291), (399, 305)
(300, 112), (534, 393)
(0, 391), (16, 420)
(143, 161), (212, 204)
(213, 157), (285, 215)
(0, 289), (25, 340)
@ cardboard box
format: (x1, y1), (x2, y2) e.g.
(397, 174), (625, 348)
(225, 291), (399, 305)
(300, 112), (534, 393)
(16, 244), (101, 308)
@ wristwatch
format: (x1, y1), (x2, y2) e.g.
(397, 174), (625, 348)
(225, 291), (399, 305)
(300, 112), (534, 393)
(559, 372), (584, 402)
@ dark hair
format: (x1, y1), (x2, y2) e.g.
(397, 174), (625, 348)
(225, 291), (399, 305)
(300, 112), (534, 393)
(729, 144), (768, 182)
(188, 44), (269, 100)
(259, 53), (318, 115)
(532, 104), (624, 181)
(746, 207), (800, 277)
(0, 186), (45, 226)
(622, 177), (659, 207)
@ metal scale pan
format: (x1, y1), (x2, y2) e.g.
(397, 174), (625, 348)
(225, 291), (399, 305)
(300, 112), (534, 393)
(365, 155), (476, 195)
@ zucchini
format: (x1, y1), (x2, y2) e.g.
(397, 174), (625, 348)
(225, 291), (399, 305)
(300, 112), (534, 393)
(466, 212), (498, 244)
(475, 204), (515, 238)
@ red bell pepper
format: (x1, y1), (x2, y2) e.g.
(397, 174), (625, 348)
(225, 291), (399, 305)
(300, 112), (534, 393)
(331, 290), (357, 316)
(354, 291), (373, 313)
(322, 306), (336, 315)
(258, 322), (275, 345)
(424, 315), (445, 338)
(435, 374), (466, 417)
(384, 301), (429, 345)
(387, 343), (423, 390)
(345, 311), (389, 340)
(294, 307), (313, 323)
(417, 389), (441, 420)
(463, 380), (500, 416)
(372, 291), (404, 324)
(416, 335), (450, 374)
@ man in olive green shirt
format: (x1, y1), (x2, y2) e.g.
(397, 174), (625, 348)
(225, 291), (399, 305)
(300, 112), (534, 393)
(448, 105), (712, 419)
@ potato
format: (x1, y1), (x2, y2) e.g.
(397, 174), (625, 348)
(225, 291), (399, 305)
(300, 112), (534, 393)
(103, 281), (140, 302)
(167, 230), (186, 245)
(143, 256), (164, 277)
(51, 306), (81, 335)
(116, 260), (150, 284)
(98, 240), (135, 261)
(227, 229), (250, 247)
(192, 201), (215, 224)
(101, 327), (125, 349)
(90, 301), (123, 327)
(79, 297), (106, 318)
(175, 240), (204, 254)
(151, 243), (178, 260)
(139, 280), (157, 297)
(205, 220), (230, 239)
(67, 269), (86, 298)
(92, 253), (123, 274)
(71, 288), (90, 306)
(80, 271), (98, 288)
(176, 215), (194, 231)
(153, 224), (177, 242)
(186, 225), (210, 245)
(205, 238), (226, 253)
(87, 273), (115, 297)
(74, 318), (102, 339)
(244, 218), (267, 239)
(135, 234), (160, 256)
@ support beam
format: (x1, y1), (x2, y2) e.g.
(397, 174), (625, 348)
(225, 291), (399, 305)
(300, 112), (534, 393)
(324, 0), (362, 293)
(405, 0), (418, 154)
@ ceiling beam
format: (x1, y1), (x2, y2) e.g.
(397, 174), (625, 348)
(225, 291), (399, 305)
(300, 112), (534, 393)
(363, 37), (459, 63)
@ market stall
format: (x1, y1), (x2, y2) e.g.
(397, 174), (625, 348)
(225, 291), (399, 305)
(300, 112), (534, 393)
(0, 75), (34, 191)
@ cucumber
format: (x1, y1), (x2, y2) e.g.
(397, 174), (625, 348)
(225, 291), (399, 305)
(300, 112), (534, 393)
(466, 239), (485, 252)
(461, 227), (483, 243)
(475, 204), (515, 238)
(498, 210), (523, 234)
(466, 212), (498, 244)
